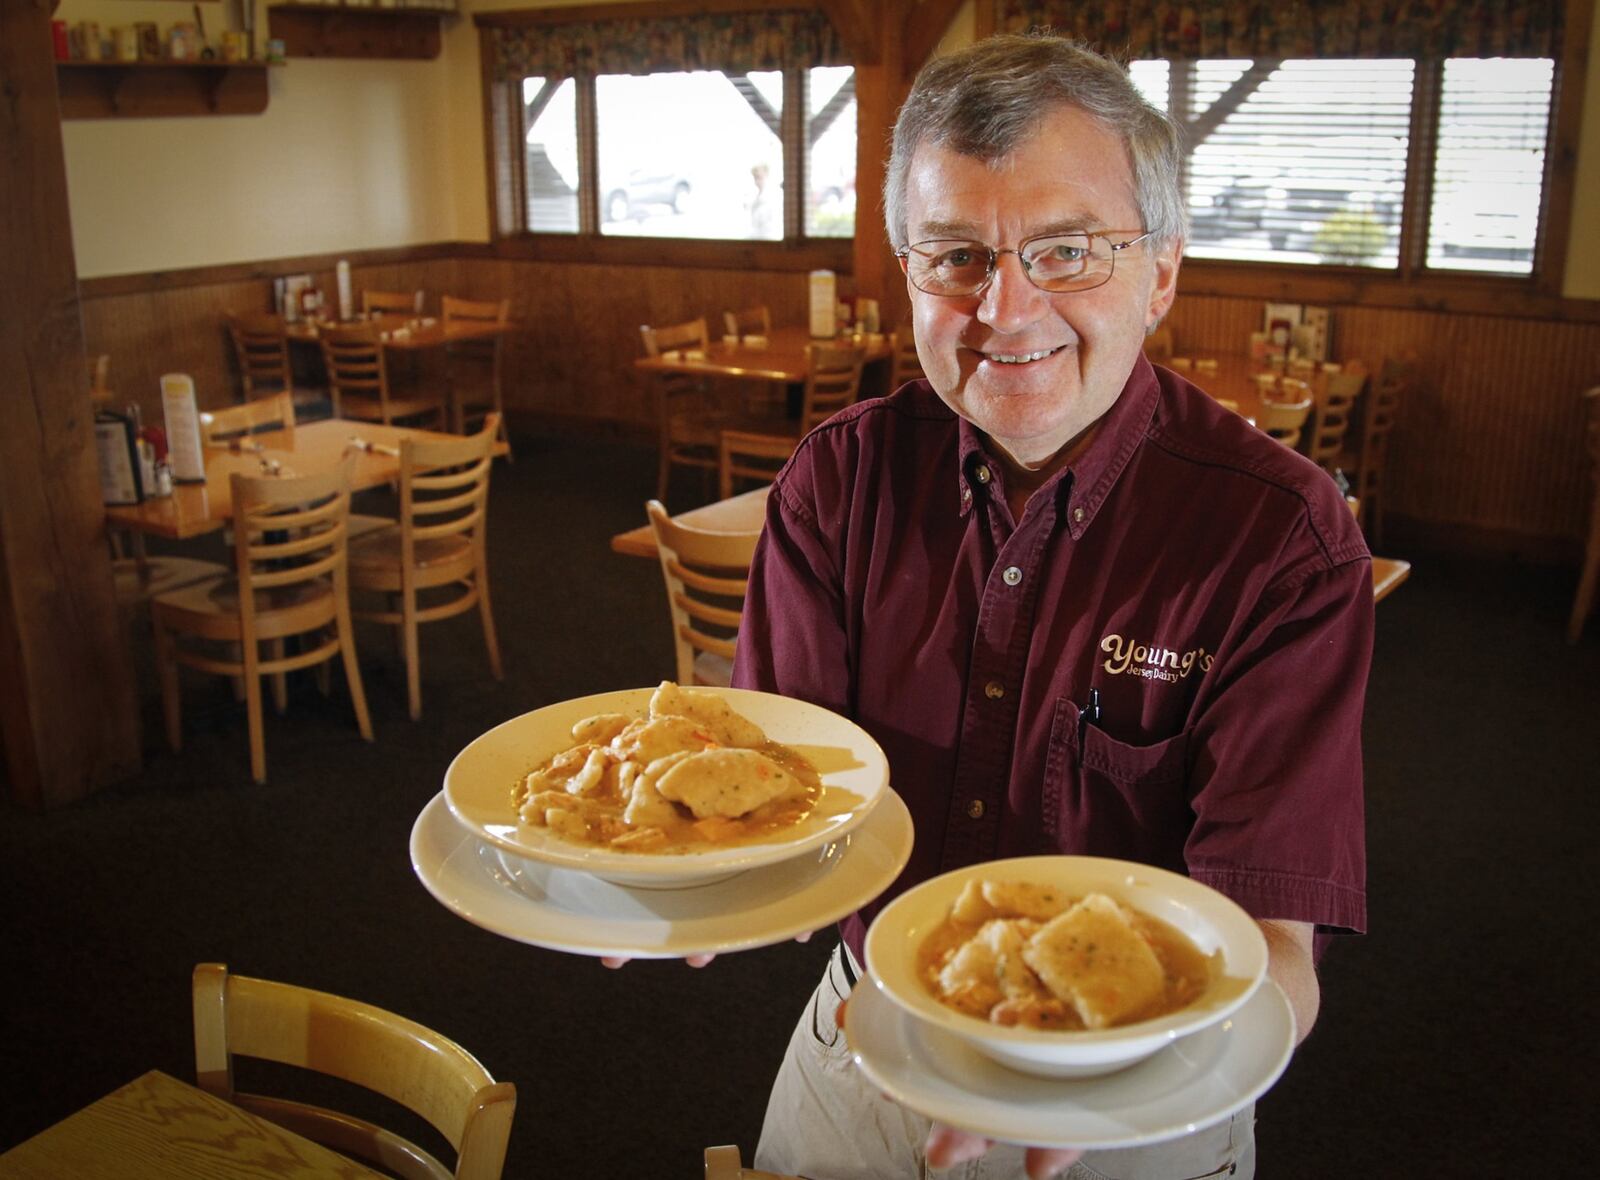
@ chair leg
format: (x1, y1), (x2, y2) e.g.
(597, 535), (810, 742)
(657, 442), (672, 502)
(477, 559), (504, 681)
(402, 588), (422, 722)
(242, 645), (266, 784)
(495, 388), (513, 463)
(268, 638), (288, 714)
(153, 618), (183, 753)
(336, 596), (374, 741)
(1567, 490), (1600, 644)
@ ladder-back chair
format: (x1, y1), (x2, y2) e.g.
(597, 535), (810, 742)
(646, 499), (759, 687)
(1306, 363), (1368, 476)
(889, 326), (926, 389)
(201, 390), (297, 446)
(348, 415), (503, 720)
(1347, 358), (1409, 548)
(1258, 378), (1314, 450)
(363, 289), (421, 316)
(151, 455), (372, 783)
(722, 305), (771, 339)
(321, 322), (445, 428)
(193, 964), (516, 1180)
(442, 295), (512, 455)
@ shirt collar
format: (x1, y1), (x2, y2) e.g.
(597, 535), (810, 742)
(954, 354), (1162, 536)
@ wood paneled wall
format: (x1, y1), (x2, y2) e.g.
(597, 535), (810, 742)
(1166, 294), (1599, 551)
(77, 247), (1599, 555)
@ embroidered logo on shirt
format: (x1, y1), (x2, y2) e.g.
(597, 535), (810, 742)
(1099, 633), (1213, 683)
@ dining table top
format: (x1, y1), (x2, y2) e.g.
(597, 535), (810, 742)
(1162, 352), (1340, 425)
(103, 418), (481, 541)
(283, 313), (510, 351)
(633, 324), (893, 384)
(612, 484), (1411, 601)
(0, 1070), (383, 1179)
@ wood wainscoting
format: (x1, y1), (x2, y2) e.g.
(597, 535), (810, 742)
(79, 245), (1600, 558)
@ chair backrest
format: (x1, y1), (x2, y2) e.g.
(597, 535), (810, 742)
(1258, 380), (1313, 449)
(640, 317), (710, 357)
(88, 353), (113, 407)
(193, 963), (515, 1180)
(801, 342), (865, 432)
(1306, 364), (1367, 471)
(321, 322), (391, 418)
(227, 312), (293, 400)
(889, 327), (925, 389)
(722, 306), (771, 338)
(364, 289), (420, 316)
(395, 413), (499, 573)
(203, 390), (297, 445)
(645, 499), (758, 687)
(442, 296), (510, 370)
(228, 455), (356, 613)
(719, 429), (795, 500)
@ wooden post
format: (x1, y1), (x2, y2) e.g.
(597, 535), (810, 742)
(1, 0), (143, 807)
(851, 1), (911, 329)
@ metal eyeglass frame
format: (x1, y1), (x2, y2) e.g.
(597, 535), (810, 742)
(896, 229), (1154, 296)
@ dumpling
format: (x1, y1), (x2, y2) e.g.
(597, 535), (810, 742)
(653, 748), (804, 819)
(649, 681), (767, 749)
(1021, 893), (1165, 1030)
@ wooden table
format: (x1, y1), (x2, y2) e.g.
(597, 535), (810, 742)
(0, 1070), (383, 1179)
(614, 485), (1413, 603)
(284, 313), (509, 352)
(634, 324), (893, 394)
(104, 418), (481, 541)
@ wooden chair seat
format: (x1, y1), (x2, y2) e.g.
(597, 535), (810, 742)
(154, 575), (337, 640)
(112, 555), (230, 605)
(337, 390), (450, 425)
(349, 529), (475, 584)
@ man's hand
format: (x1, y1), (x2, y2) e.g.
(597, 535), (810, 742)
(835, 997), (1083, 1180)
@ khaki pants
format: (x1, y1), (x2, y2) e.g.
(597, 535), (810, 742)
(756, 945), (1254, 1180)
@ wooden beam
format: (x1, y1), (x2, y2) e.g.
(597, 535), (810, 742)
(727, 73), (783, 137)
(902, 0), (968, 79)
(1, 0), (142, 807)
(1182, 60), (1279, 147)
(818, 0), (881, 65)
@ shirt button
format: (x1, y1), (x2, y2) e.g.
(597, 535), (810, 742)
(1073, 506), (1086, 523)
(961, 486), (972, 504)
(1002, 565), (1022, 586)
(984, 681), (1005, 700)
(966, 799), (986, 819)
(974, 465), (992, 484)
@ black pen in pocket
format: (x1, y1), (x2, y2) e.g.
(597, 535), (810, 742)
(1077, 687), (1103, 761)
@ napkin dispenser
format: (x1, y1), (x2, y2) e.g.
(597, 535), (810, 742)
(160, 373), (207, 483)
(809, 269), (837, 338)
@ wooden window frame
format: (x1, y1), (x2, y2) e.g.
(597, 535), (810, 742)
(477, 28), (855, 275)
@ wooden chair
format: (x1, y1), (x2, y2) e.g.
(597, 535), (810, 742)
(719, 429), (797, 499)
(193, 964), (515, 1180)
(1342, 358), (1409, 548)
(363, 289), (421, 316)
(321, 321), (446, 428)
(1258, 379), (1314, 450)
(1567, 386), (1600, 643)
(151, 455), (371, 783)
(88, 352), (113, 408)
(889, 326), (926, 389)
(348, 415), (503, 720)
(646, 499), (758, 687)
(643, 317), (770, 501)
(723, 305), (771, 338)
(1306, 364), (1367, 476)
(201, 390), (297, 445)
(442, 295), (512, 456)
(227, 311), (330, 420)
(704, 1145), (801, 1180)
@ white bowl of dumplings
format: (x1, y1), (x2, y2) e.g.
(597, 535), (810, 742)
(864, 856), (1269, 1077)
(444, 683), (891, 888)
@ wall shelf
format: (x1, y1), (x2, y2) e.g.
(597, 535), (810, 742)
(56, 61), (273, 119)
(267, 4), (452, 60)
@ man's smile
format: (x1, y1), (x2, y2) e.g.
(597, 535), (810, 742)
(971, 343), (1072, 366)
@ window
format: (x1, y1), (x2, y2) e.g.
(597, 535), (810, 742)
(511, 67), (855, 244)
(1129, 57), (1555, 276)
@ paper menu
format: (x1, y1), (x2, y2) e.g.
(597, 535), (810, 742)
(160, 373), (206, 483)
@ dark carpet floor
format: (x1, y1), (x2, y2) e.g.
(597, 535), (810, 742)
(2, 427), (1596, 1179)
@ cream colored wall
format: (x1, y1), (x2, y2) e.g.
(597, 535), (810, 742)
(58, 1), (455, 278)
(53, 0), (1600, 298)
(1561, 7), (1600, 299)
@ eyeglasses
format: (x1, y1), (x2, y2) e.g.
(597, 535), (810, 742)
(896, 230), (1153, 297)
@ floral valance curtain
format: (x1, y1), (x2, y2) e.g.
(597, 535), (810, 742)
(994, 1), (1562, 60)
(490, 9), (847, 82)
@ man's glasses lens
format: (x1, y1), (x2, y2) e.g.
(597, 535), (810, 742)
(901, 233), (1113, 296)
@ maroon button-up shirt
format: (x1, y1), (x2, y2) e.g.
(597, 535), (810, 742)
(732, 356), (1372, 962)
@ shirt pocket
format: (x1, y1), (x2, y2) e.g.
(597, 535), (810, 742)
(1042, 696), (1191, 856)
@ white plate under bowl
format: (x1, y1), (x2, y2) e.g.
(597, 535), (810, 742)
(443, 686), (890, 888)
(865, 856), (1268, 1078)
(848, 970), (1294, 1150)
(412, 789), (914, 958)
